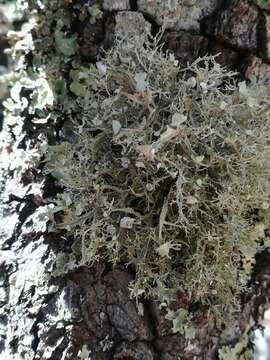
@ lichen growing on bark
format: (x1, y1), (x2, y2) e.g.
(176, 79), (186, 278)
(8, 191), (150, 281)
(2, 1), (270, 353)
(45, 32), (270, 329)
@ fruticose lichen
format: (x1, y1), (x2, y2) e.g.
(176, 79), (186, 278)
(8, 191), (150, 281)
(2, 0), (270, 348)
(46, 32), (270, 329)
(218, 330), (253, 359)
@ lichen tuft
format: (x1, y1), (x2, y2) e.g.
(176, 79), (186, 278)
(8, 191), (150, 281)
(46, 33), (270, 329)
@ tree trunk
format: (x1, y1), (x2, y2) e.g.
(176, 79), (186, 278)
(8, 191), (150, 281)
(1, 1), (270, 359)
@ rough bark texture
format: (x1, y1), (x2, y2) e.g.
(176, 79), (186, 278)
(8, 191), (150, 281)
(204, 0), (259, 52)
(1, 1), (270, 359)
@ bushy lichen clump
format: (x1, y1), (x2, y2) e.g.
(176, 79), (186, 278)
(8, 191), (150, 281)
(47, 34), (270, 328)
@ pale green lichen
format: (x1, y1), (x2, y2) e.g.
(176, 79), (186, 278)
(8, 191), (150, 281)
(3, 0), (270, 346)
(219, 330), (253, 360)
(254, 0), (270, 8)
(46, 33), (270, 329)
(54, 30), (78, 57)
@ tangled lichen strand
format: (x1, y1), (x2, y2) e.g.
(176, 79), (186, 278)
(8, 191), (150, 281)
(46, 35), (270, 328)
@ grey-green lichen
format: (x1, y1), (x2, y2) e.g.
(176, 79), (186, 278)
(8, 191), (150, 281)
(3, 0), (270, 349)
(137, 0), (221, 31)
(253, 0), (270, 9)
(45, 32), (270, 329)
(218, 330), (253, 359)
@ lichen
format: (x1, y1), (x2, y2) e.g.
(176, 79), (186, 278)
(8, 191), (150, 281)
(45, 32), (270, 329)
(3, 0), (270, 346)
(137, 0), (221, 32)
(218, 330), (253, 359)
(253, 0), (270, 9)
